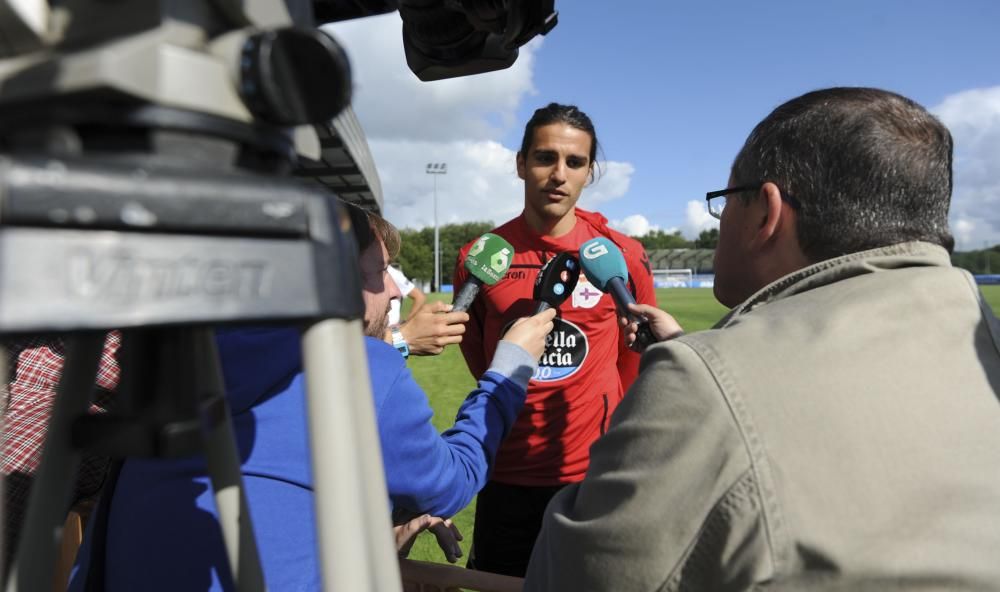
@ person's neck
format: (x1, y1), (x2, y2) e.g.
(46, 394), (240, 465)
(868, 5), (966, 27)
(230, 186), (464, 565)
(523, 209), (577, 238)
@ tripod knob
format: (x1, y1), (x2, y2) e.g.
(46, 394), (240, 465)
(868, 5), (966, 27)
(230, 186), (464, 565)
(239, 27), (352, 126)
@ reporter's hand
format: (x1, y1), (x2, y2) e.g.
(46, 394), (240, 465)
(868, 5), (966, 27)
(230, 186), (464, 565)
(394, 514), (464, 563)
(620, 303), (684, 352)
(500, 308), (557, 360)
(401, 301), (470, 356)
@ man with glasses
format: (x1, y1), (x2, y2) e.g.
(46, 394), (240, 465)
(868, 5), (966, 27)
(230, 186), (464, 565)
(524, 87), (1000, 591)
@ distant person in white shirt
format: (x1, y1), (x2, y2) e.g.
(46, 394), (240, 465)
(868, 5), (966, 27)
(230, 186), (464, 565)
(387, 265), (426, 325)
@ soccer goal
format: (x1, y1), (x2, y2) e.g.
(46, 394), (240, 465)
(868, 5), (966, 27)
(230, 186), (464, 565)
(652, 268), (693, 288)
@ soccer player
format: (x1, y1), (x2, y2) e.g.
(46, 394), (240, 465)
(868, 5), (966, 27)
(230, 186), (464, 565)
(454, 103), (656, 577)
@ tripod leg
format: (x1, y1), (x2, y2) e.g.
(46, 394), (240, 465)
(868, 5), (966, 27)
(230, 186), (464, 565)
(0, 345), (6, 568)
(187, 328), (267, 592)
(301, 318), (400, 592)
(5, 334), (104, 592)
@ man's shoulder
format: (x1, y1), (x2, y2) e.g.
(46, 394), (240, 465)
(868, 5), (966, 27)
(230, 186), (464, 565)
(364, 336), (416, 410)
(595, 227), (651, 280)
(574, 211), (647, 261)
(605, 228), (647, 261)
(620, 234), (647, 256)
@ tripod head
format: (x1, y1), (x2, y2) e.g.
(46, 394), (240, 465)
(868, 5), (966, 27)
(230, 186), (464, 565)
(0, 1), (353, 168)
(0, 1), (373, 333)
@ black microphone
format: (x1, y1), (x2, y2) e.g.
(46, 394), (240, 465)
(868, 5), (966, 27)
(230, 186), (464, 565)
(578, 237), (656, 349)
(532, 252), (580, 314)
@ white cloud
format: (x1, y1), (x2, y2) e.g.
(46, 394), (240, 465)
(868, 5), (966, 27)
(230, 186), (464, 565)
(682, 200), (719, 239)
(610, 203), (719, 241)
(323, 14), (638, 228)
(610, 214), (659, 237)
(324, 14), (539, 143)
(932, 86), (1000, 250)
(578, 161), (635, 208)
(369, 139), (524, 229)
(953, 216), (976, 247)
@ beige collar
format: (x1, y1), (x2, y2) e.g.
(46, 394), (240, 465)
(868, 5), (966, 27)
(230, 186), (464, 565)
(718, 241), (953, 327)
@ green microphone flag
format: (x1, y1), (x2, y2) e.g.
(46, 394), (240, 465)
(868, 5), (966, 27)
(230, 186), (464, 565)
(453, 233), (514, 312)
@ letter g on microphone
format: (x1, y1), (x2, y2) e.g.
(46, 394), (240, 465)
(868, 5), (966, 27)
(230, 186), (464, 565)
(582, 241), (609, 260)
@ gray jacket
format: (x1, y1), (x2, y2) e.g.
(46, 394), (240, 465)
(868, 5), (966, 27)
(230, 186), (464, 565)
(524, 242), (1000, 591)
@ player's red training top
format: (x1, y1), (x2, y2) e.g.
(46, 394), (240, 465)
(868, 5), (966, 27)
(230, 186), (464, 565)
(454, 209), (656, 486)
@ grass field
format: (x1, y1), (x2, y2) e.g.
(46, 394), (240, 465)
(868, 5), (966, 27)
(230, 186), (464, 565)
(403, 285), (1000, 564)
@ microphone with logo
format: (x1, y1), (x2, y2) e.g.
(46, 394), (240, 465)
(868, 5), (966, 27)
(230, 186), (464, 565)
(578, 237), (657, 349)
(533, 252), (579, 314)
(452, 233), (515, 313)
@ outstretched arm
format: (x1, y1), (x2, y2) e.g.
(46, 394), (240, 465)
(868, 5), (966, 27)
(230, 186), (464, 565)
(400, 302), (468, 356)
(620, 303), (684, 352)
(616, 247), (658, 391)
(379, 309), (556, 518)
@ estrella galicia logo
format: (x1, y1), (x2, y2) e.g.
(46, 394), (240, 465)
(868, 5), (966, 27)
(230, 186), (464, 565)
(531, 317), (589, 382)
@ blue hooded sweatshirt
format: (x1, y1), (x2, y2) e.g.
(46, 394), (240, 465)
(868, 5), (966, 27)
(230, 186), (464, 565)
(70, 327), (535, 591)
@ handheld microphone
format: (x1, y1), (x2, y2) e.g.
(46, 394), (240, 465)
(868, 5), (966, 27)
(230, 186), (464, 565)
(452, 233), (515, 313)
(578, 237), (657, 349)
(533, 252), (580, 314)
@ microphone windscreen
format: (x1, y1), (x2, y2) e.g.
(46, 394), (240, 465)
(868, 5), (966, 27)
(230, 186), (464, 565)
(578, 237), (628, 291)
(464, 233), (515, 286)
(533, 252), (579, 310)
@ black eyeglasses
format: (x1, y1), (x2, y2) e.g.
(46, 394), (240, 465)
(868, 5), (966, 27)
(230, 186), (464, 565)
(705, 183), (801, 220)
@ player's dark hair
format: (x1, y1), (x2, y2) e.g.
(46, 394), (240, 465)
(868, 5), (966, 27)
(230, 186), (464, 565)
(519, 102), (603, 183)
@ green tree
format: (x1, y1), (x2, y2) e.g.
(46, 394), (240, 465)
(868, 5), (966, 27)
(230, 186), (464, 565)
(635, 229), (691, 250)
(952, 245), (1000, 275)
(694, 228), (720, 249)
(395, 221), (494, 290)
(397, 228), (433, 282)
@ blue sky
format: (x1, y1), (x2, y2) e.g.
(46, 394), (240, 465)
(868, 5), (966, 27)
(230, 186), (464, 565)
(326, 0), (1000, 249)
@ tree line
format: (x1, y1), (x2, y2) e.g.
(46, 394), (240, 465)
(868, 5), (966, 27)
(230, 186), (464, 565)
(396, 222), (495, 289)
(394, 222), (999, 287)
(951, 245), (1000, 275)
(394, 223), (721, 288)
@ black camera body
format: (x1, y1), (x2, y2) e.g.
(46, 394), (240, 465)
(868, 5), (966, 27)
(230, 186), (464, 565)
(313, 0), (557, 80)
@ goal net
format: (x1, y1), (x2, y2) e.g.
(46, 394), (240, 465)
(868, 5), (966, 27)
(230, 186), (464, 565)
(652, 268), (693, 288)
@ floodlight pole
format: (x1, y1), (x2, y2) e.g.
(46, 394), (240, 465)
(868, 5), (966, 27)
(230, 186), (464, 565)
(426, 162), (447, 291)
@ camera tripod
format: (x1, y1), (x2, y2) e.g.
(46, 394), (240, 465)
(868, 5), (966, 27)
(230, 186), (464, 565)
(0, 107), (402, 591)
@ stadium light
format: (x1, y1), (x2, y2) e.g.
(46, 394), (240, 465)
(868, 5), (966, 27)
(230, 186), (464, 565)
(426, 163), (447, 291)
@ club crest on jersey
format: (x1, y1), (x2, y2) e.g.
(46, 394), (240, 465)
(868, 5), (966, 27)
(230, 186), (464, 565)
(571, 278), (603, 309)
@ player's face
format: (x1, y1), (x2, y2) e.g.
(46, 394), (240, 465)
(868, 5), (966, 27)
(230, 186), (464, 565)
(360, 237), (402, 338)
(517, 123), (593, 233)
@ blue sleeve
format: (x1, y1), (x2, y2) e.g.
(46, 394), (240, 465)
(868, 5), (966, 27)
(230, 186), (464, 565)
(374, 341), (536, 518)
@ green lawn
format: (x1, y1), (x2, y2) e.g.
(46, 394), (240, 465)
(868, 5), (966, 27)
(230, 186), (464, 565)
(402, 284), (1000, 564)
(984, 284), (1000, 312)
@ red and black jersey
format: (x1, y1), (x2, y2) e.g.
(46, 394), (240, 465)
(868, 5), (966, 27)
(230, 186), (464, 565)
(454, 209), (656, 486)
